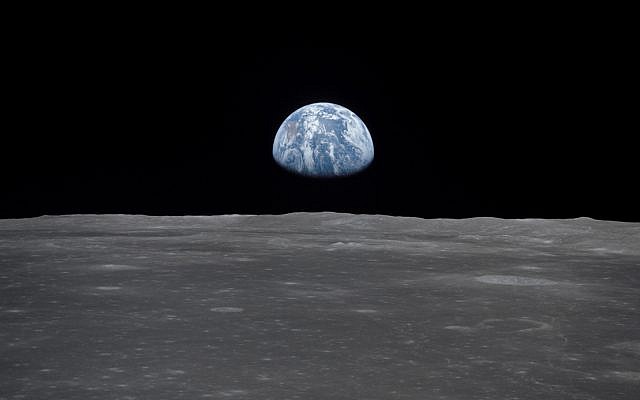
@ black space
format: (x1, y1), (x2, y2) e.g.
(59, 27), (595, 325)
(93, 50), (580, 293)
(3, 32), (636, 221)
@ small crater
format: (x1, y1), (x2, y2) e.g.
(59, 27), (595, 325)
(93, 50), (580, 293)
(328, 242), (362, 249)
(230, 257), (255, 262)
(514, 265), (543, 271)
(446, 318), (551, 334)
(605, 371), (640, 381)
(591, 248), (626, 254)
(444, 325), (474, 332)
(608, 341), (640, 356)
(210, 307), (244, 313)
(166, 369), (186, 375)
(92, 264), (143, 271)
(477, 318), (551, 333)
(218, 389), (248, 397)
(475, 275), (557, 286)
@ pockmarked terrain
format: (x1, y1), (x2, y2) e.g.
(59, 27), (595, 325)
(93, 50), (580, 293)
(1, 213), (639, 399)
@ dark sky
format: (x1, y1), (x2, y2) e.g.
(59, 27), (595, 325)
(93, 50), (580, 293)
(3, 34), (636, 221)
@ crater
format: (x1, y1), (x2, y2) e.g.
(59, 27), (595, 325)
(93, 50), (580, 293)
(90, 264), (144, 271)
(608, 341), (640, 356)
(475, 275), (557, 286)
(514, 265), (544, 271)
(605, 371), (640, 382)
(477, 318), (552, 333)
(210, 307), (244, 313)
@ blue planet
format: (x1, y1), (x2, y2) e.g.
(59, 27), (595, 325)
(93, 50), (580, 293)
(272, 103), (374, 177)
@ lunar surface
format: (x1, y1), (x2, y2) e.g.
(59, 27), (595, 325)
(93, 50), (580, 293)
(1, 213), (639, 399)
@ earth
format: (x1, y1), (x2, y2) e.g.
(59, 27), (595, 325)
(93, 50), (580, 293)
(272, 103), (374, 177)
